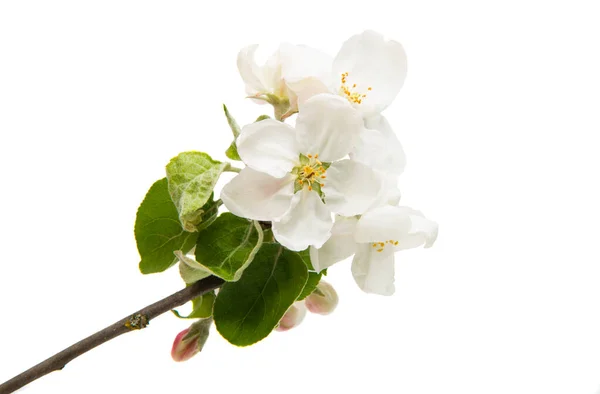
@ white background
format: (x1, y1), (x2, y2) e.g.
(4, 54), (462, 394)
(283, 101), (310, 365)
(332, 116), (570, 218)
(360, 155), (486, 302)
(1, 1), (599, 393)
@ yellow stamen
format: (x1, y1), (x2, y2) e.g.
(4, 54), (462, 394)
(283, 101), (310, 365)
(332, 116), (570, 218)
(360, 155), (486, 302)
(371, 239), (400, 253)
(340, 72), (372, 104)
(295, 153), (327, 192)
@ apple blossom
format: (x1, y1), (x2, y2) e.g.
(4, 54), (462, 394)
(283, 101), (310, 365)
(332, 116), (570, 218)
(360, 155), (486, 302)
(280, 31), (408, 175)
(1, 31), (440, 392)
(221, 93), (383, 251)
(276, 302), (307, 332)
(284, 30), (407, 117)
(238, 44), (286, 102)
(351, 114), (407, 175)
(310, 205), (438, 296)
(305, 281), (339, 315)
(238, 43), (332, 117)
(171, 318), (212, 362)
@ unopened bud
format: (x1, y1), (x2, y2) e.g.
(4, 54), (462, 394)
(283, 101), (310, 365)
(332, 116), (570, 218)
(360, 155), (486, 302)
(171, 318), (212, 362)
(276, 302), (306, 332)
(305, 281), (338, 315)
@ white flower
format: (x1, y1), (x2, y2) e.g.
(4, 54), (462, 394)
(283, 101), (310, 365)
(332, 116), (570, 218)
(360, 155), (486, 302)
(281, 31), (408, 175)
(284, 30), (407, 118)
(238, 44), (286, 102)
(221, 94), (383, 251)
(310, 205), (438, 296)
(237, 43), (332, 113)
(352, 114), (407, 175)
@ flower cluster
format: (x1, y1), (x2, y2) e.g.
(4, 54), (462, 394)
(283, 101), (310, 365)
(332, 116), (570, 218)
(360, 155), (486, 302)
(222, 30), (438, 296)
(134, 30), (439, 355)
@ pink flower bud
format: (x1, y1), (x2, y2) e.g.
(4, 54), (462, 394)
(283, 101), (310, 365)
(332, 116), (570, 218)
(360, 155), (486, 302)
(171, 318), (211, 362)
(305, 281), (338, 315)
(276, 302), (306, 332)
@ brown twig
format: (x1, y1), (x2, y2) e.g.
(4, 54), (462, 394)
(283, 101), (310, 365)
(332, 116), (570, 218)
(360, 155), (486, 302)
(0, 275), (224, 394)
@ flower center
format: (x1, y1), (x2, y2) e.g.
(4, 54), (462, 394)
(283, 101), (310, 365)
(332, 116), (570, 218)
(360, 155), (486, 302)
(340, 72), (372, 104)
(294, 154), (327, 192)
(371, 240), (399, 253)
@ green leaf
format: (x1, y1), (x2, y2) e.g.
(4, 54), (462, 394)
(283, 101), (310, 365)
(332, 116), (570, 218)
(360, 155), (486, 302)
(195, 195), (221, 232)
(223, 105), (243, 161)
(255, 114), (270, 122)
(172, 291), (216, 319)
(294, 249), (322, 299)
(194, 213), (263, 281)
(166, 152), (230, 232)
(135, 178), (197, 274)
(225, 141), (241, 161)
(298, 271), (323, 300)
(213, 244), (308, 346)
(296, 248), (314, 270)
(223, 107), (270, 161)
(176, 250), (212, 284)
(223, 104), (241, 138)
(262, 228), (274, 243)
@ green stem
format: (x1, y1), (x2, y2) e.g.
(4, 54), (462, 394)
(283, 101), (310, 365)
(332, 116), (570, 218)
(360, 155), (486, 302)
(226, 166), (242, 173)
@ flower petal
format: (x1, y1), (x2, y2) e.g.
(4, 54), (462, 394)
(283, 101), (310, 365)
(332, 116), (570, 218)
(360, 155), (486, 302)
(221, 168), (294, 221)
(354, 205), (413, 243)
(332, 30), (407, 115)
(394, 207), (439, 250)
(286, 77), (331, 111)
(237, 119), (300, 178)
(279, 43), (334, 108)
(309, 216), (358, 272)
(272, 187), (333, 251)
(237, 44), (267, 96)
(323, 159), (382, 216)
(276, 301), (307, 332)
(305, 281), (338, 315)
(280, 43), (333, 86)
(351, 243), (395, 296)
(352, 115), (406, 175)
(263, 48), (284, 96)
(369, 173), (401, 209)
(295, 94), (363, 162)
